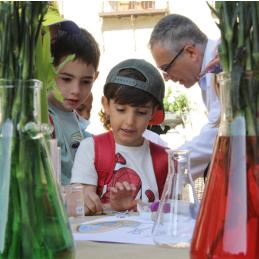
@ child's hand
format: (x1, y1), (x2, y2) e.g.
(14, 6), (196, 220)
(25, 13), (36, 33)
(84, 189), (103, 215)
(110, 181), (137, 211)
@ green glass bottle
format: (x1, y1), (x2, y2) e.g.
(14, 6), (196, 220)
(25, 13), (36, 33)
(0, 79), (75, 258)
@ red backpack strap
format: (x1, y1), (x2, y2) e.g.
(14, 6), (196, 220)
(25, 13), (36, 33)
(150, 142), (168, 199)
(93, 131), (115, 196)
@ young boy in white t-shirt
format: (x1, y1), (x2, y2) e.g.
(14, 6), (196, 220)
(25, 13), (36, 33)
(71, 59), (168, 214)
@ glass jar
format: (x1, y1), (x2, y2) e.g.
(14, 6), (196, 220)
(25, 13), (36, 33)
(61, 184), (85, 217)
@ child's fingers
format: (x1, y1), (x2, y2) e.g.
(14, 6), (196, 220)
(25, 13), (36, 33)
(110, 186), (118, 194)
(122, 181), (132, 191)
(85, 191), (102, 215)
(94, 200), (103, 215)
(129, 183), (136, 191)
(85, 198), (96, 214)
(114, 181), (135, 192)
(114, 182), (124, 191)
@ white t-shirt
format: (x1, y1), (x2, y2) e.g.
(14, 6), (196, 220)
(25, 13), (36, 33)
(71, 137), (159, 202)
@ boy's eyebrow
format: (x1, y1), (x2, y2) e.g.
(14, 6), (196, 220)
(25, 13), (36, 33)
(59, 72), (94, 79)
(133, 104), (153, 108)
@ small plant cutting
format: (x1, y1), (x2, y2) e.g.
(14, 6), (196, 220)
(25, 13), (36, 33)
(0, 2), (74, 258)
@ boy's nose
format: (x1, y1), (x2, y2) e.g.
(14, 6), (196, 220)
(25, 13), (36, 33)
(71, 81), (81, 95)
(125, 113), (135, 126)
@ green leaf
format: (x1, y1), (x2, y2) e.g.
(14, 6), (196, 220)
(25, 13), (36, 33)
(56, 54), (76, 73)
(35, 27), (57, 88)
(52, 84), (64, 103)
(43, 2), (64, 26)
(35, 26), (57, 123)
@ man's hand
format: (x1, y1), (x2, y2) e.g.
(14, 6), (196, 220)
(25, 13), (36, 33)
(110, 181), (137, 211)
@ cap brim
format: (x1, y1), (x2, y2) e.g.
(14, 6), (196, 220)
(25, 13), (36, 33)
(149, 109), (164, 125)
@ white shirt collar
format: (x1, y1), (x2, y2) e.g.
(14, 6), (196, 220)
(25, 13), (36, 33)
(199, 39), (220, 90)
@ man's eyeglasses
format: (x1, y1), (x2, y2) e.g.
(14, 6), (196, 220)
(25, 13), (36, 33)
(159, 47), (185, 74)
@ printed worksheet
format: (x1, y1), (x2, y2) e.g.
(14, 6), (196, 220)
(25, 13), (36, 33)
(73, 215), (155, 245)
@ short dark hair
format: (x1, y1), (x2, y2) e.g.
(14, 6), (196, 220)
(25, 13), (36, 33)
(51, 28), (100, 70)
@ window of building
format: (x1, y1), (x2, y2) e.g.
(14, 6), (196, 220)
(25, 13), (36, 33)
(99, 1), (168, 17)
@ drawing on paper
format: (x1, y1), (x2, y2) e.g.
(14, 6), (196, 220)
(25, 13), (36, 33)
(77, 220), (141, 234)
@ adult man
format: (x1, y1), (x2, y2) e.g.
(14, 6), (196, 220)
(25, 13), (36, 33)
(149, 14), (220, 180)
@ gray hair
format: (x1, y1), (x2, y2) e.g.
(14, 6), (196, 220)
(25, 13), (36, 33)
(149, 14), (207, 53)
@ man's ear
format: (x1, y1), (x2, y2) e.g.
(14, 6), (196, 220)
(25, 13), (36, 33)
(101, 96), (110, 115)
(185, 44), (198, 60)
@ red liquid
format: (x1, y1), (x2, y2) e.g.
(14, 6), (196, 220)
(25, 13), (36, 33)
(190, 136), (259, 259)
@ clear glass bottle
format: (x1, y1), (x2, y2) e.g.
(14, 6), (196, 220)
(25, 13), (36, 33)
(0, 80), (75, 258)
(152, 149), (199, 247)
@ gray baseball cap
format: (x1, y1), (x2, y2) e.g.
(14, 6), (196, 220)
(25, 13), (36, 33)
(104, 59), (165, 125)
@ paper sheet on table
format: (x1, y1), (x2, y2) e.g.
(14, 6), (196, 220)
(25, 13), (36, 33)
(73, 215), (155, 245)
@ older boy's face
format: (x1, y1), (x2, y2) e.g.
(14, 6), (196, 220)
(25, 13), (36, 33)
(53, 59), (97, 111)
(102, 98), (155, 147)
